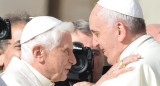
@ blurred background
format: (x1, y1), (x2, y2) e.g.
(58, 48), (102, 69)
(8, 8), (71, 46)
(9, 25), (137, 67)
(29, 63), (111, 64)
(0, 0), (159, 24)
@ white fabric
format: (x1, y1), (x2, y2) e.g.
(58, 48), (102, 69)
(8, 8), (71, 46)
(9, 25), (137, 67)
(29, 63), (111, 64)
(20, 16), (62, 44)
(22, 60), (54, 86)
(1, 57), (55, 86)
(101, 34), (160, 86)
(97, 0), (143, 18)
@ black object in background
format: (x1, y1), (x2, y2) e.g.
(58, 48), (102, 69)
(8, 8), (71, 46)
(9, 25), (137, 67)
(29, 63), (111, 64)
(67, 42), (94, 82)
(102, 66), (112, 75)
(55, 81), (70, 86)
(55, 66), (112, 86)
(55, 42), (94, 86)
(0, 17), (11, 40)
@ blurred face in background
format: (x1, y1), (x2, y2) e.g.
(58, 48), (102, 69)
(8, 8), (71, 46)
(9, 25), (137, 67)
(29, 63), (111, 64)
(0, 22), (26, 71)
(71, 29), (104, 82)
(146, 24), (160, 43)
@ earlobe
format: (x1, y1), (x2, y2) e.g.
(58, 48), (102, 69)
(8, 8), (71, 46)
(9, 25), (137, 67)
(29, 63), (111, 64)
(115, 22), (126, 42)
(32, 45), (45, 63)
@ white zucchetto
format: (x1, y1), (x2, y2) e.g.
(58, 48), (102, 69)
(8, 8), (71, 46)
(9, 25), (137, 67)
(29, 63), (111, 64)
(97, 0), (143, 18)
(20, 16), (62, 44)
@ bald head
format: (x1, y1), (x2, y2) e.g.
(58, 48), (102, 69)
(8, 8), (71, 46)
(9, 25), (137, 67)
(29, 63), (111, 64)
(146, 24), (160, 43)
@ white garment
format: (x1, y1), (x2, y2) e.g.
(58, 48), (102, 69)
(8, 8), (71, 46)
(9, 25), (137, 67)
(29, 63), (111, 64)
(1, 57), (54, 86)
(101, 34), (160, 86)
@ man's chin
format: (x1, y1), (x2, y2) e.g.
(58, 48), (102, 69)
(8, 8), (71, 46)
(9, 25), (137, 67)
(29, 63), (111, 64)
(107, 58), (115, 65)
(54, 75), (67, 82)
(104, 52), (108, 57)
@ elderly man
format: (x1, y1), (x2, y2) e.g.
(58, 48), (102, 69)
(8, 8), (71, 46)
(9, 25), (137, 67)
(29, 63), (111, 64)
(1, 16), (77, 86)
(0, 12), (30, 72)
(85, 0), (160, 86)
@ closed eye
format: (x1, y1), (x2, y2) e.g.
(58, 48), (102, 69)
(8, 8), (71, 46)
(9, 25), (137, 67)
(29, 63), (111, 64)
(91, 30), (99, 37)
(14, 44), (21, 50)
(64, 48), (69, 56)
(14, 40), (21, 50)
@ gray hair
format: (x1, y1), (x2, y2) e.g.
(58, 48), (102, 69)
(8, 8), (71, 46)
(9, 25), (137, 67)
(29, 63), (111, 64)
(21, 22), (74, 62)
(98, 8), (146, 34)
(0, 12), (31, 53)
(4, 12), (31, 27)
(72, 19), (92, 36)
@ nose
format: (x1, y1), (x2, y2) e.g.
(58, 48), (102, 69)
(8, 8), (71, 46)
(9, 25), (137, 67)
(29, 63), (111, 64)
(69, 52), (77, 65)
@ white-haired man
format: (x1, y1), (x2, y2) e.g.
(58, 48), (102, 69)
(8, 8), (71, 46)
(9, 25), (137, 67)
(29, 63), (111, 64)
(74, 0), (160, 86)
(1, 16), (77, 86)
(90, 0), (160, 86)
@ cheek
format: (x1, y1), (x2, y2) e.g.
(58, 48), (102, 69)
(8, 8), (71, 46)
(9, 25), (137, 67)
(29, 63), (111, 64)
(13, 50), (21, 58)
(5, 46), (21, 59)
(4, 49), (13, 61)
(98, 36), (107, 48)
(54, 56), (67, 72)
(3, 51), (14, 67)
(55, 59), (68, 81)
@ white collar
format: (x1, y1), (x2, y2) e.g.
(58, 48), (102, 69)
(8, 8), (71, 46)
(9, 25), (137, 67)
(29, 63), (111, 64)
(118, 34), (152, 62)
(22, 60), (55, 86)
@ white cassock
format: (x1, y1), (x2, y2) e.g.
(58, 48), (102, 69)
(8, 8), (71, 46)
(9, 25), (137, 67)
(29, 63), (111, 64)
(1, 57), (55, 86)
(101, 34), (160, 86)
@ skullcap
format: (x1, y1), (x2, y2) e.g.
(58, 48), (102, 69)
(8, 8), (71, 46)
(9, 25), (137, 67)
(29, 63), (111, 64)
(20, 16), (62, 44)
(97, 0), (143, 18)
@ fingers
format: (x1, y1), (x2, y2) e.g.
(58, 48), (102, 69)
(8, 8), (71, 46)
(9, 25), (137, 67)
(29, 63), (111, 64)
(118, 67), (135, 75)
(117, 61), (125, 69)
(94, 54), (141, 86)
(122, 54), (141, 66)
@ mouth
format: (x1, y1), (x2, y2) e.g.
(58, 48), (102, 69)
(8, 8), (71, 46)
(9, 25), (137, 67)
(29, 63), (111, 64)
(101, 49), (108, 55)
(65, 67), (71, 71)
(101, 49), (105, 53)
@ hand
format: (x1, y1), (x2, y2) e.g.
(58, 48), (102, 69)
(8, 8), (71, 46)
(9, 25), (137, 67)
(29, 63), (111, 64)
(73, 81), (94, 86)
(95, 54), (141, 86)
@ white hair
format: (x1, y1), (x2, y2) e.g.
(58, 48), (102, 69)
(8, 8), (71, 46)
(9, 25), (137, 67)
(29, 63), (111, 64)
(98, 7), (146, 34)
(21, 22), (74, 62)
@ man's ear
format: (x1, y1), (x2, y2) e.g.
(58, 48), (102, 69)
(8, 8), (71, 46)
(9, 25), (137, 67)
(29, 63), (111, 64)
(115, 22), (127, 42)
(0, 51), (4, 67)
(32, 45), (45, 64)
